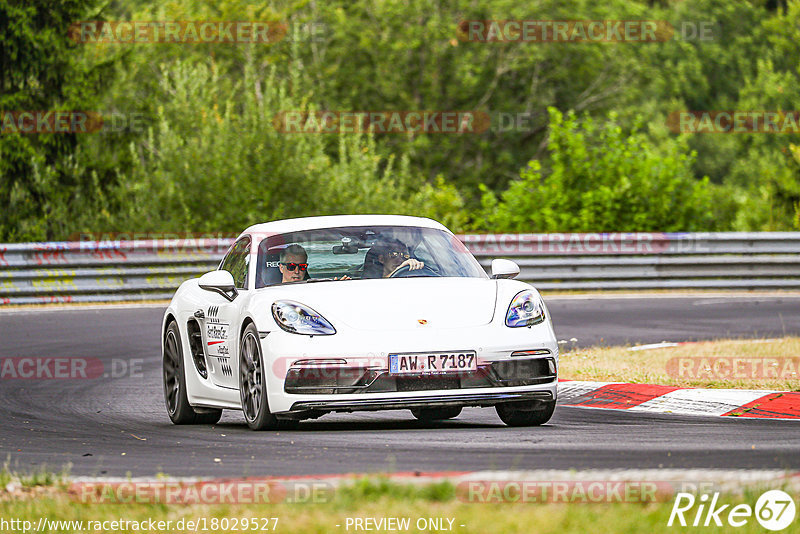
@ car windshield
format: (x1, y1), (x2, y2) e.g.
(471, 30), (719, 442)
(255, 225), (486, 288)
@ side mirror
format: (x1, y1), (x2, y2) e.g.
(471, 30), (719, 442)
(491, 259), (520, 280)
(198, 270), (238, 301)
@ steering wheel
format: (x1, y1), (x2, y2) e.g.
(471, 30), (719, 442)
(388, 264), (441, 278)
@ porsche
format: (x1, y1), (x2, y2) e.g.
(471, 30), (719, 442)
(161, 215), (558, 429)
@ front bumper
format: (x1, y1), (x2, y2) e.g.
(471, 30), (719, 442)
(288, 390), (554, 414)
(283, 356), (556, 394)
(261, 319), (559, 414)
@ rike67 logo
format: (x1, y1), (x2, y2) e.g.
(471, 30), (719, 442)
(668, 490), (796, 531)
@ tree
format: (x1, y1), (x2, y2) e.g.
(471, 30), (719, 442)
(478, 108), (734, 232)
(0, 0), (116, 240)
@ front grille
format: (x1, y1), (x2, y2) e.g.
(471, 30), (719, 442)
(284, 356), (556, 395)
(490, 357), (556, 386)
(284, 366), (380, 394)
(396, 375), (460, 391)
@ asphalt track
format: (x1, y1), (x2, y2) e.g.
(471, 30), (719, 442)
(1, 295), (798, 477)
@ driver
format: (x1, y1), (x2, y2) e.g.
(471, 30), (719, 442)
(365, 238), (424, 278)
(279, 244), (309, 283)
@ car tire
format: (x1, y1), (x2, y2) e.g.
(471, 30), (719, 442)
(495, 400), (556, 427)
(239, 323), (298, 431)
(163, 321), (223, 425)
(410, 406), (462, 421)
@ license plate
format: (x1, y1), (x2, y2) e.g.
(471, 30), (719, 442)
(389, 351), (477, 375)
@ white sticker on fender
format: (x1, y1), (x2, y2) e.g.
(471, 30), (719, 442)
(206, 323), (230, 357)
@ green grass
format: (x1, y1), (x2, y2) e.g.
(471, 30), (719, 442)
(0, 459), (11, 488)
(560, 336), (800, 390)
(19, 466), (58, 489)
(1, 459), (70, 491)
(1, 476), (797, 534)
(335, 477), (456, 506)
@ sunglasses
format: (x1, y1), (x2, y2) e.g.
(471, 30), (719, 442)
(388, 251), (410, 259)
(281, 262), (308, 272)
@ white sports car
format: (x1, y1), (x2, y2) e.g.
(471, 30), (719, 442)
(161, 215), (558, 430)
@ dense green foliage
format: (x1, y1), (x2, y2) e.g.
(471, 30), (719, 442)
(0, 0), (118, 240)
(480, 108), (735, 232)
(1, 0), (800, 240)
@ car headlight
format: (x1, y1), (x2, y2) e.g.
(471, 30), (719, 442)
(505, 290), (545, 328)
(271, 300), (336, 335)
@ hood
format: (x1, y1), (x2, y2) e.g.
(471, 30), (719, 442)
(256, 277), (497, 331)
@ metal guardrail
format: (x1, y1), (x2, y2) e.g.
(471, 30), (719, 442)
(1, 232), (800, 305)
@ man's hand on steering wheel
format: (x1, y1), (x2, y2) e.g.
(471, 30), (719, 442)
(389, 258), (424, 277)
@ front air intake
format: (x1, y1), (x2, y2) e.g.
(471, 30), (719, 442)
(186, 319), (208, 379)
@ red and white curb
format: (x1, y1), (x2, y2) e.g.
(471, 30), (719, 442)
(558, 381), (800, 419)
